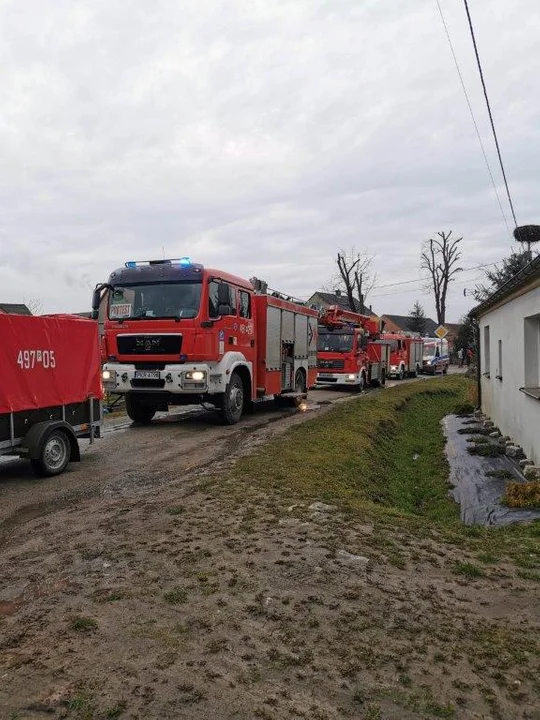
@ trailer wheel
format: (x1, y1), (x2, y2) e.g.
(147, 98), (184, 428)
(31, 429), (70, 477)
(219, 372), (244, 425)
(126, 395), (156, 425)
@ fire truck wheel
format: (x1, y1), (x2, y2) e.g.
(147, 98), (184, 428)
(126, 396), (156, 425)
(398, 366), (405, 381)
(294, 369), (306, 394)
(31, 430), (70, 477)
(219, 372), (244, 425)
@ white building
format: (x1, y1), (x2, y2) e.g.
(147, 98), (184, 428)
(471, 255), (540, 465)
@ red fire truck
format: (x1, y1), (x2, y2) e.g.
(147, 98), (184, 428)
(92, 258), (318, 425)
(382, 333), (424, 380)
(0, 314), (102, 476)
(316, 306), (390, 390)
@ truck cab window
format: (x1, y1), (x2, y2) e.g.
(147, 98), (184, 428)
(239, 291), (251, 319)
(209, 281), (236, 317)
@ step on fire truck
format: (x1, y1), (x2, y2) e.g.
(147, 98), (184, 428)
(0, 314), (102, 477)
(381, 333), (424, 379)
(316, 306), (390, 390)
(92, 258), (318, 425)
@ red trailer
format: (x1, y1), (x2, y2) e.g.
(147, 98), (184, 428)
(94, 259), (318, 425)
(0, 314), (102, 476)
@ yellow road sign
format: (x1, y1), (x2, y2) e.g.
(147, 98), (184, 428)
(434, 325), (448, 339)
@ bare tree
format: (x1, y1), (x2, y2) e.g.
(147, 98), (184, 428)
(421, 231), (463, 326)
(329, 248), (376, 312)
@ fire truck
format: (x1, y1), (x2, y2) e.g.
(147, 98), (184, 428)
(382, 333), (424, 379)
(92, 258), (318, 425)
(0, 314), (102, 476)
(316, 306), (390, 390)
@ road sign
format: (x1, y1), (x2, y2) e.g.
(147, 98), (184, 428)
(434, 325), (448, 339)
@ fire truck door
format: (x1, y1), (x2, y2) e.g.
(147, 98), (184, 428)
(235, 289), (256, 366)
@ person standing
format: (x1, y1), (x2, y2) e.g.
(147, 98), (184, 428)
(457, 347), (464, 368)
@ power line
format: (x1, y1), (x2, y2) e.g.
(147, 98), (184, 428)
(462, 0), (519, 231)
(371, 259), (500, 291)
(434, 0), (511, 237)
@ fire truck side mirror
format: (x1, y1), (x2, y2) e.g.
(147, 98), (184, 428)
(91, 283), (109, 320)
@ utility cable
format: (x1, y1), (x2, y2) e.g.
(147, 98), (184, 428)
(462, 0), (520, 232)
(435, 0), (511, 237)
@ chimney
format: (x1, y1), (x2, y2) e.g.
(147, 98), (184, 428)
(334, 289), (341, 297)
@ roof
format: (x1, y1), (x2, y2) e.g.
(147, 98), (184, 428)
(0, 303), (32, 315)
(309, 291), (376, 316)
(381, 314), (439, 336)
(470, 253), (540, 317)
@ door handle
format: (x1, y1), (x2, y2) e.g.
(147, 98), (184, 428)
(250, 340), (255, 347)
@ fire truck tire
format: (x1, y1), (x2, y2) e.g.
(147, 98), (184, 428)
(219, 372), (245, 425)
(126, 396), (156, 425)
(294, 369), (306, 394)
(31, 429), (71, 477)
(398, 366), (405, 381)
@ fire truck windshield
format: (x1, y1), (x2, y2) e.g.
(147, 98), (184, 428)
(108, 282), (202, 320)
(317, 330), (354, 353)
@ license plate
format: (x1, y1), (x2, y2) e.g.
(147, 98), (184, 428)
(134, 370), (160, 380)
(318, 374), (332, 379)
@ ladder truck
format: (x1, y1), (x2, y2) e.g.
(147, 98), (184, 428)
(316, 306), (390, 391)
(92, 257), (318, 425)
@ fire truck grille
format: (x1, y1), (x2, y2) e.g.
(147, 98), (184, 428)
(117, 335), (182, 355)
(317, 359), (345, 369)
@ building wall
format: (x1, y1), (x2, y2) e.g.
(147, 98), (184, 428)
(479, 284), (540, 465)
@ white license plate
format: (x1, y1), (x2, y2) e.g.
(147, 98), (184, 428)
(134, 370), (160, 380)
(318, 374), (332, 379)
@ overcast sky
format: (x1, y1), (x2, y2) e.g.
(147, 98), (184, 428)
(1, 0), (539, 321)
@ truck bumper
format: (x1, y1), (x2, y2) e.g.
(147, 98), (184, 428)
(102, 362), (227, 397)
(316, 371), (360, 386)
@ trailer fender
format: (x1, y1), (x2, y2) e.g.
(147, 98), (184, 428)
(20, 421), (81, 462)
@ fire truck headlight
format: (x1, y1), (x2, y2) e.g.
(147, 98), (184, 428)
(102, 369), (112, 381)
(348, 374), (356, 380)
(185, 370), (206, 381)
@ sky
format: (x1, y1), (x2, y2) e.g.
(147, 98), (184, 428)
(1, 0), (539, 322)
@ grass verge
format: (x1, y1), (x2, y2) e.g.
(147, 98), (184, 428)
(233, 377), (467, 523)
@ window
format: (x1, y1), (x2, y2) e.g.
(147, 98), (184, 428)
(239, 291), (251, 319)
(483, 325), (490, 376)
(208, 281), (236, 318)
(496, 339), (503, 380)
(523, 314), (540, 397)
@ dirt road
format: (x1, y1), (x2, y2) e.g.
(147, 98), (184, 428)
(4, 371), (514, 720)
(0, 377), (429, 532)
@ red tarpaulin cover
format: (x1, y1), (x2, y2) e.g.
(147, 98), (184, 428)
(0, 314), (102, 414)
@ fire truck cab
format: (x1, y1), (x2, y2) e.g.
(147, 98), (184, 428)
(316, 307), (389, 391)
(382, 333), (424, 380)
(93, 258), (318, 425)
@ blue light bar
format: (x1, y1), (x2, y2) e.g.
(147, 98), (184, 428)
(125, 261), (137, 268)
(178, 257), (192, 266)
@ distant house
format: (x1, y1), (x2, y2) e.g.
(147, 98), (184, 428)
(308, 291), (377, 316)
(470, 254), (540, 465)
(0, 303), (32, 315)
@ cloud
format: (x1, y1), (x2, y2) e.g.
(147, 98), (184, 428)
(0, 0), (539, 321)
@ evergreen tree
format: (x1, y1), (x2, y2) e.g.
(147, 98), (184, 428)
(407, 301), (427, 334)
